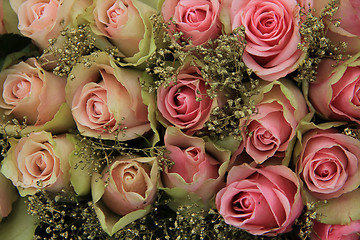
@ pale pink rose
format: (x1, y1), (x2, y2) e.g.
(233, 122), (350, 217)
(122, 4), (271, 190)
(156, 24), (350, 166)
(162, 126), (229, 202)
(216, 164), (303, 236)
(309, 55), (360, 124)
(92, 0), (156, 61)
(161, 0), (222, 46)
(66, 52), (150, 140)
(313, 0), (360, 55)
(0, 131), (73, 196)
(232, 80), (308, 165)
(221, 0), (305, 81)
(0, 173), (17, 222)
(100, 157), (157, 216)
(10, 0), (90, 49)
(91, 156), (158, 235)
(311, 220), (360, 240)
(0, 58), (74, 134)
(296, 128), (360, 200)
(157, 65), (216, 135)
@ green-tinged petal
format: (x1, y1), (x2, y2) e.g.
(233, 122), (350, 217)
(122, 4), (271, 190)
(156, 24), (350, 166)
(213, 135), (241, 154)
(160, 187), (205, 212)
(2, 0), (20, 34)
(66, 134), (91, 196)
(2, 103), (75, 137)
(0, 198), (39, 240)
(315, 189), (360, 225)
(140, 72), (160, 146)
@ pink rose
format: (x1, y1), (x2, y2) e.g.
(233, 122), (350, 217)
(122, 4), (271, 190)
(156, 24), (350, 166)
(295, 127), (360, 200)
(92, 156), (158, 235)
(161, 0), (222, 46)
(157, 65), (216, 134)
(311, 220), (360, 240)
(0, 131), (73, 196)
(216, 164), (303, 236)
(0, 57), (74, 135)
(90, 0), (156, 65)
(10, 0), (90, 49)
(66, 52), (150, 140)
(0, 173), (17, 222)
(232, 80), (308, 165)
(221, 0), (305, 81)
(313, 0), (360, 55)
(162, 126), (229, 202)
(309, 54), (360, 124)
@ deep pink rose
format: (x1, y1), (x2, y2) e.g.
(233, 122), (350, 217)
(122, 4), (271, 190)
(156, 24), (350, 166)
(232, 80), (308, 165)
(0, 131), (73, 196)
(0, 58), (74, 134)
(221, 0), (305, 81)
(313, 0), (360, 55)
(309, 55), (360, 124)
(311, 220), (360, 240)
(162, 126), (229, 202)
(161, 0), (222, 46)
(66, 52), (150, 140)
(216, 164), (303, 236)
(157, 65), (216, 134)
(296, 128), (360, 200)
(10, 0), (90, 49)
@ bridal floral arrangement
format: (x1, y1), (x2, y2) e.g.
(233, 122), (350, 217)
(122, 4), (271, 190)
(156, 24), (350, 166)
(0, 0), (359, 239)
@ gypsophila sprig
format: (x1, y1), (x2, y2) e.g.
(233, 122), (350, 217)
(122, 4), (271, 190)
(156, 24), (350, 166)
(295, 0), (348, 84)
(42, 24), (96, 77)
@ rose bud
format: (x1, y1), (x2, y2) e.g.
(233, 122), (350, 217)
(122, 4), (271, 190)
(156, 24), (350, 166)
(87, 0), (156, 67)
(91, 156), (158, 236)
(0, 57), (75, 135)
(311, 220), (360, 240)
(309, 53), (360, 124)
(161, 0), (222, 46)
(0, 173), (17, 222)
(162, 126), (230, 203)
(313, 0), (360, 55)
(65, 52), (151, 140)
(232, 79), (308, 165)
(9, 0), (91, 49)
(220, 0), (307, 81)
(216, 163), (303, 236)
(157, 63), (217, 135)
(0, 131), (74, 196)
(294, 124), (360, 200)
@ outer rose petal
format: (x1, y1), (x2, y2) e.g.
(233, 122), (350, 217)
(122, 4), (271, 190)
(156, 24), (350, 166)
(311, 220), (360, 240)
(0, 173), (17, 221)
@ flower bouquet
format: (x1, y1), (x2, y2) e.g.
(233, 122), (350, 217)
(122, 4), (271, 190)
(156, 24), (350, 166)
(0, 0), (359, 239)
